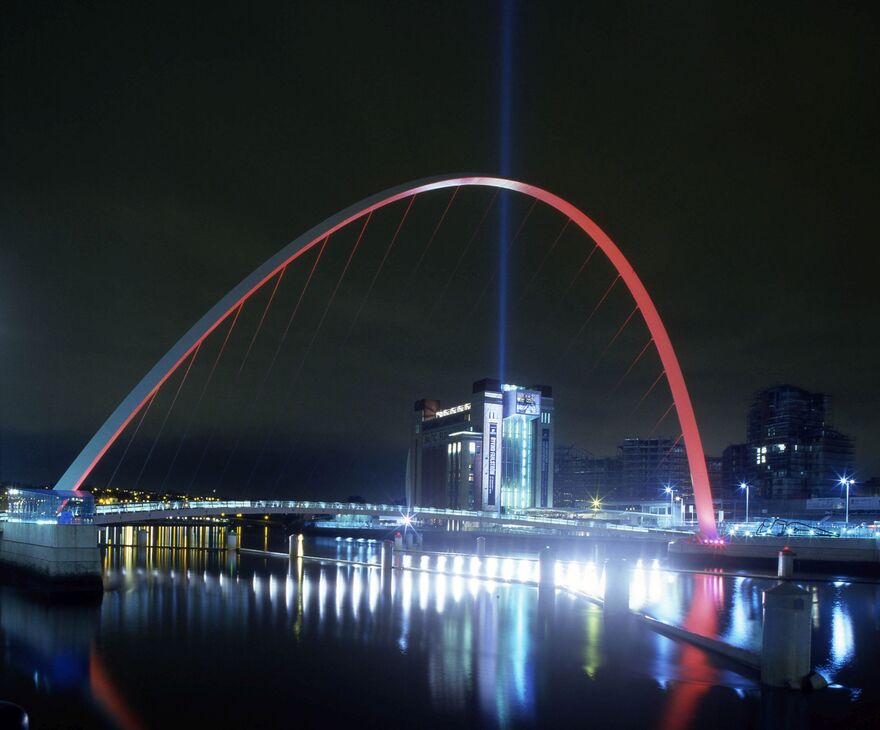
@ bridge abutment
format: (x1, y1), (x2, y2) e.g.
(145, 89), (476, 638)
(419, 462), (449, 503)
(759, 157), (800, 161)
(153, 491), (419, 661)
(0, 522), (102, 593)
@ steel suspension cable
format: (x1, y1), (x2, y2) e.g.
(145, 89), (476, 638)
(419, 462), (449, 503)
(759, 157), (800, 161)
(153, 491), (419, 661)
(649, 401), (677, 436)
(562, 274), (621, 355)
(428, 190), (499, 321)
(131, 344), (201, 490)
(345, 195), (416, 343)
(159, 302), (244, 491)
(631, 370), (667, 417)
(243, 223), (367, 491)
(521, 218), (570, 298)
(106, 392), (157, 488)
(612, 337), (654, 393)
(238, 267), (286, 375)
(562, 243), (599, 298)
(215, 237), (332, 491)
(467, 198), (537, 316)
(408, 187), (459, 282)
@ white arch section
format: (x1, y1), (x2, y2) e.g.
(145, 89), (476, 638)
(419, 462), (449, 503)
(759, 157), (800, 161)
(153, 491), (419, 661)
(55, 175), (718, 538)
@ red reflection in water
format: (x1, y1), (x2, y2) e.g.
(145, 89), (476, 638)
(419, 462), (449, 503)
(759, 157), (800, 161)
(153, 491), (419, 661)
(90, 645), (148, 730)
(658, 573), (723, 730)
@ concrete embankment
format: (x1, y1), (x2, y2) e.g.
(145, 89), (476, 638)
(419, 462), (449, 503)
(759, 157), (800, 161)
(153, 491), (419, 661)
(669, 534), (880, 570)
(0, 522), (103, 593)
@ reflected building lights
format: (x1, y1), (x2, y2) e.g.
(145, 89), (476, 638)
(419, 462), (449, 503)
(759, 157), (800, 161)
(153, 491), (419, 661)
(452, 575), (464, 603)
(318, 569), (327, 623)
(419, 571), (430, 613)
(436, 573), (447, 613)
(351, 568), (363, 620)
(830, 599), (855, 672)
(368, 569), (380, 614)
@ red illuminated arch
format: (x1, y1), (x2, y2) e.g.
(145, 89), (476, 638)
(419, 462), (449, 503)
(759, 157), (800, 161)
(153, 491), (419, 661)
(55, 175), (718, 538)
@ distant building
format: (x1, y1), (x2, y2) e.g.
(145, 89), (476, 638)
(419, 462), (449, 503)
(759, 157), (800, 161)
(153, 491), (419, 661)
(746, 384), (854, 499)
(706, 455), (723, 496)
(553, 445), (589, 509)
(617, 437), (689, 500)
(721, 443), (750, 497)
(407, 378), (554, 511)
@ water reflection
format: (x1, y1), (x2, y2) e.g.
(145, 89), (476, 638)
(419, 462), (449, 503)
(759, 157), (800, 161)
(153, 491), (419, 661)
(2, 536), (879, 727)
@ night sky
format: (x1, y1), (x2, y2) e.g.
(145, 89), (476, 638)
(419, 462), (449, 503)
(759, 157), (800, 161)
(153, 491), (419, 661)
(2, 1), (878, 499)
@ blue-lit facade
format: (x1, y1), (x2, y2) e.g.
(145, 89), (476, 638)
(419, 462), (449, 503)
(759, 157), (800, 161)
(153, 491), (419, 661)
(407, 378), (554, 512)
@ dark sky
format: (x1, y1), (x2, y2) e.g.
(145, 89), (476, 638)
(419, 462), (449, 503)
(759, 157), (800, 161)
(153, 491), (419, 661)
(1, 1), (878, 499)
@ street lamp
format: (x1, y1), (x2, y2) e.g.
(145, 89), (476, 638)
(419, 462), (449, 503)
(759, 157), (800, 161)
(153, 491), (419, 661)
(739, 482), (750, 524)
(838, 475), (855, 525)
(664, 485), (675, 525)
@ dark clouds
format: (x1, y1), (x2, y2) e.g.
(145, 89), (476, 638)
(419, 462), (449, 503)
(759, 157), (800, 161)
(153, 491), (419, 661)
(1, 1), (878, 496)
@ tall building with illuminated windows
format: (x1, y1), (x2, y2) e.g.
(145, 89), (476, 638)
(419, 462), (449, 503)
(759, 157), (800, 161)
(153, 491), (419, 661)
(746, 384), (854, 499)
(406, 378), (554, 511)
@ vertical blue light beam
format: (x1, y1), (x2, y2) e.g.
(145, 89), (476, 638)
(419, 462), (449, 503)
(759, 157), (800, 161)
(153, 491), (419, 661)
(498, 0), (515, 385)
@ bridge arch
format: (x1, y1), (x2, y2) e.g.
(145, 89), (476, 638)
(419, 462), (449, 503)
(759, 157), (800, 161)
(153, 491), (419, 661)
(55, 175), (718, 538)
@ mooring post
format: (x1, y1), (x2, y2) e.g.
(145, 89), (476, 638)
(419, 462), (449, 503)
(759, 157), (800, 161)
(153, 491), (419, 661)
(289, 533), (304, 560)
(761, 582), (814, 688)
(777, 547), (795, 579)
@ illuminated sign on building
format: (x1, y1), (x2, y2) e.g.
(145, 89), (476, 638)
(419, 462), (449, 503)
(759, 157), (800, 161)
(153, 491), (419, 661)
(540, 428), (550, 508)
(487, 422), (497, 506)
(503, 388), (541, 419)
(434, 403), (471, 419)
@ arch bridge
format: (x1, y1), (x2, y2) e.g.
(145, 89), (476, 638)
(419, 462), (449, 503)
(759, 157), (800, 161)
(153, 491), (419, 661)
(56, 175), (719, 539)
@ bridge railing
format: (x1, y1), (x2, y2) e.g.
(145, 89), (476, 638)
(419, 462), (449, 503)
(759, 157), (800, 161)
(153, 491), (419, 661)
(91, 500), (695, 536)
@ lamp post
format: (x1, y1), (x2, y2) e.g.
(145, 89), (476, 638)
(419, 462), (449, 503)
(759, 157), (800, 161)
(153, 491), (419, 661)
(839, 476), (855, 525)
(739, 481), (750, 525)
(664, 485), (675, 526)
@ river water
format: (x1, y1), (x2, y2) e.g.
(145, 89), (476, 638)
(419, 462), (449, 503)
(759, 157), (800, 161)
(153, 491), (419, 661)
(2, 526), (879, 728)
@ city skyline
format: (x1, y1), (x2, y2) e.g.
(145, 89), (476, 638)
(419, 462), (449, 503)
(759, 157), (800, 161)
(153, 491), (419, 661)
(2, 3), (878, 498)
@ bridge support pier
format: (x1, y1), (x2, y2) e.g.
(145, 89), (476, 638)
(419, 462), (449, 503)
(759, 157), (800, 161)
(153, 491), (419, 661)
(226, 529), (238, 552)
(381, 540), (393, 590)
(476, 537), (486, 557)
(0, 522), (102, 593)
(539, 547), (556, 592)
(289, 534), (304, 560)
(761, 583), (823, 689)
(603, 557), (631, 616)
(136, 528), (148, 550)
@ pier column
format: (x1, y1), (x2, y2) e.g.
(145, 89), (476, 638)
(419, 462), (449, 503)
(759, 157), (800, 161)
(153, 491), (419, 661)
(539, 547), (556, 592)
(226, 529), (238, 552)
(136, 528), (149, 550)
(603, 557), (631, 616)
(476, 537), (486, 557)
(761, 583), (811, 688)
(289, 534), (304, 560)
(777, 547), (795, 579)
(381, 540), (393, 591)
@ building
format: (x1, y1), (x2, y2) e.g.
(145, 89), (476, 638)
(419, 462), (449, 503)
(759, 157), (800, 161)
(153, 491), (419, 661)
(553, 445), (589, 509)
(554, 446), (622, 508)
(407, 378), (554, 512)
(746, 384), (854, 499)
(706, 455), (723, 496)
(721, 443), (750, 498)
(617, 437), (690, 500)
